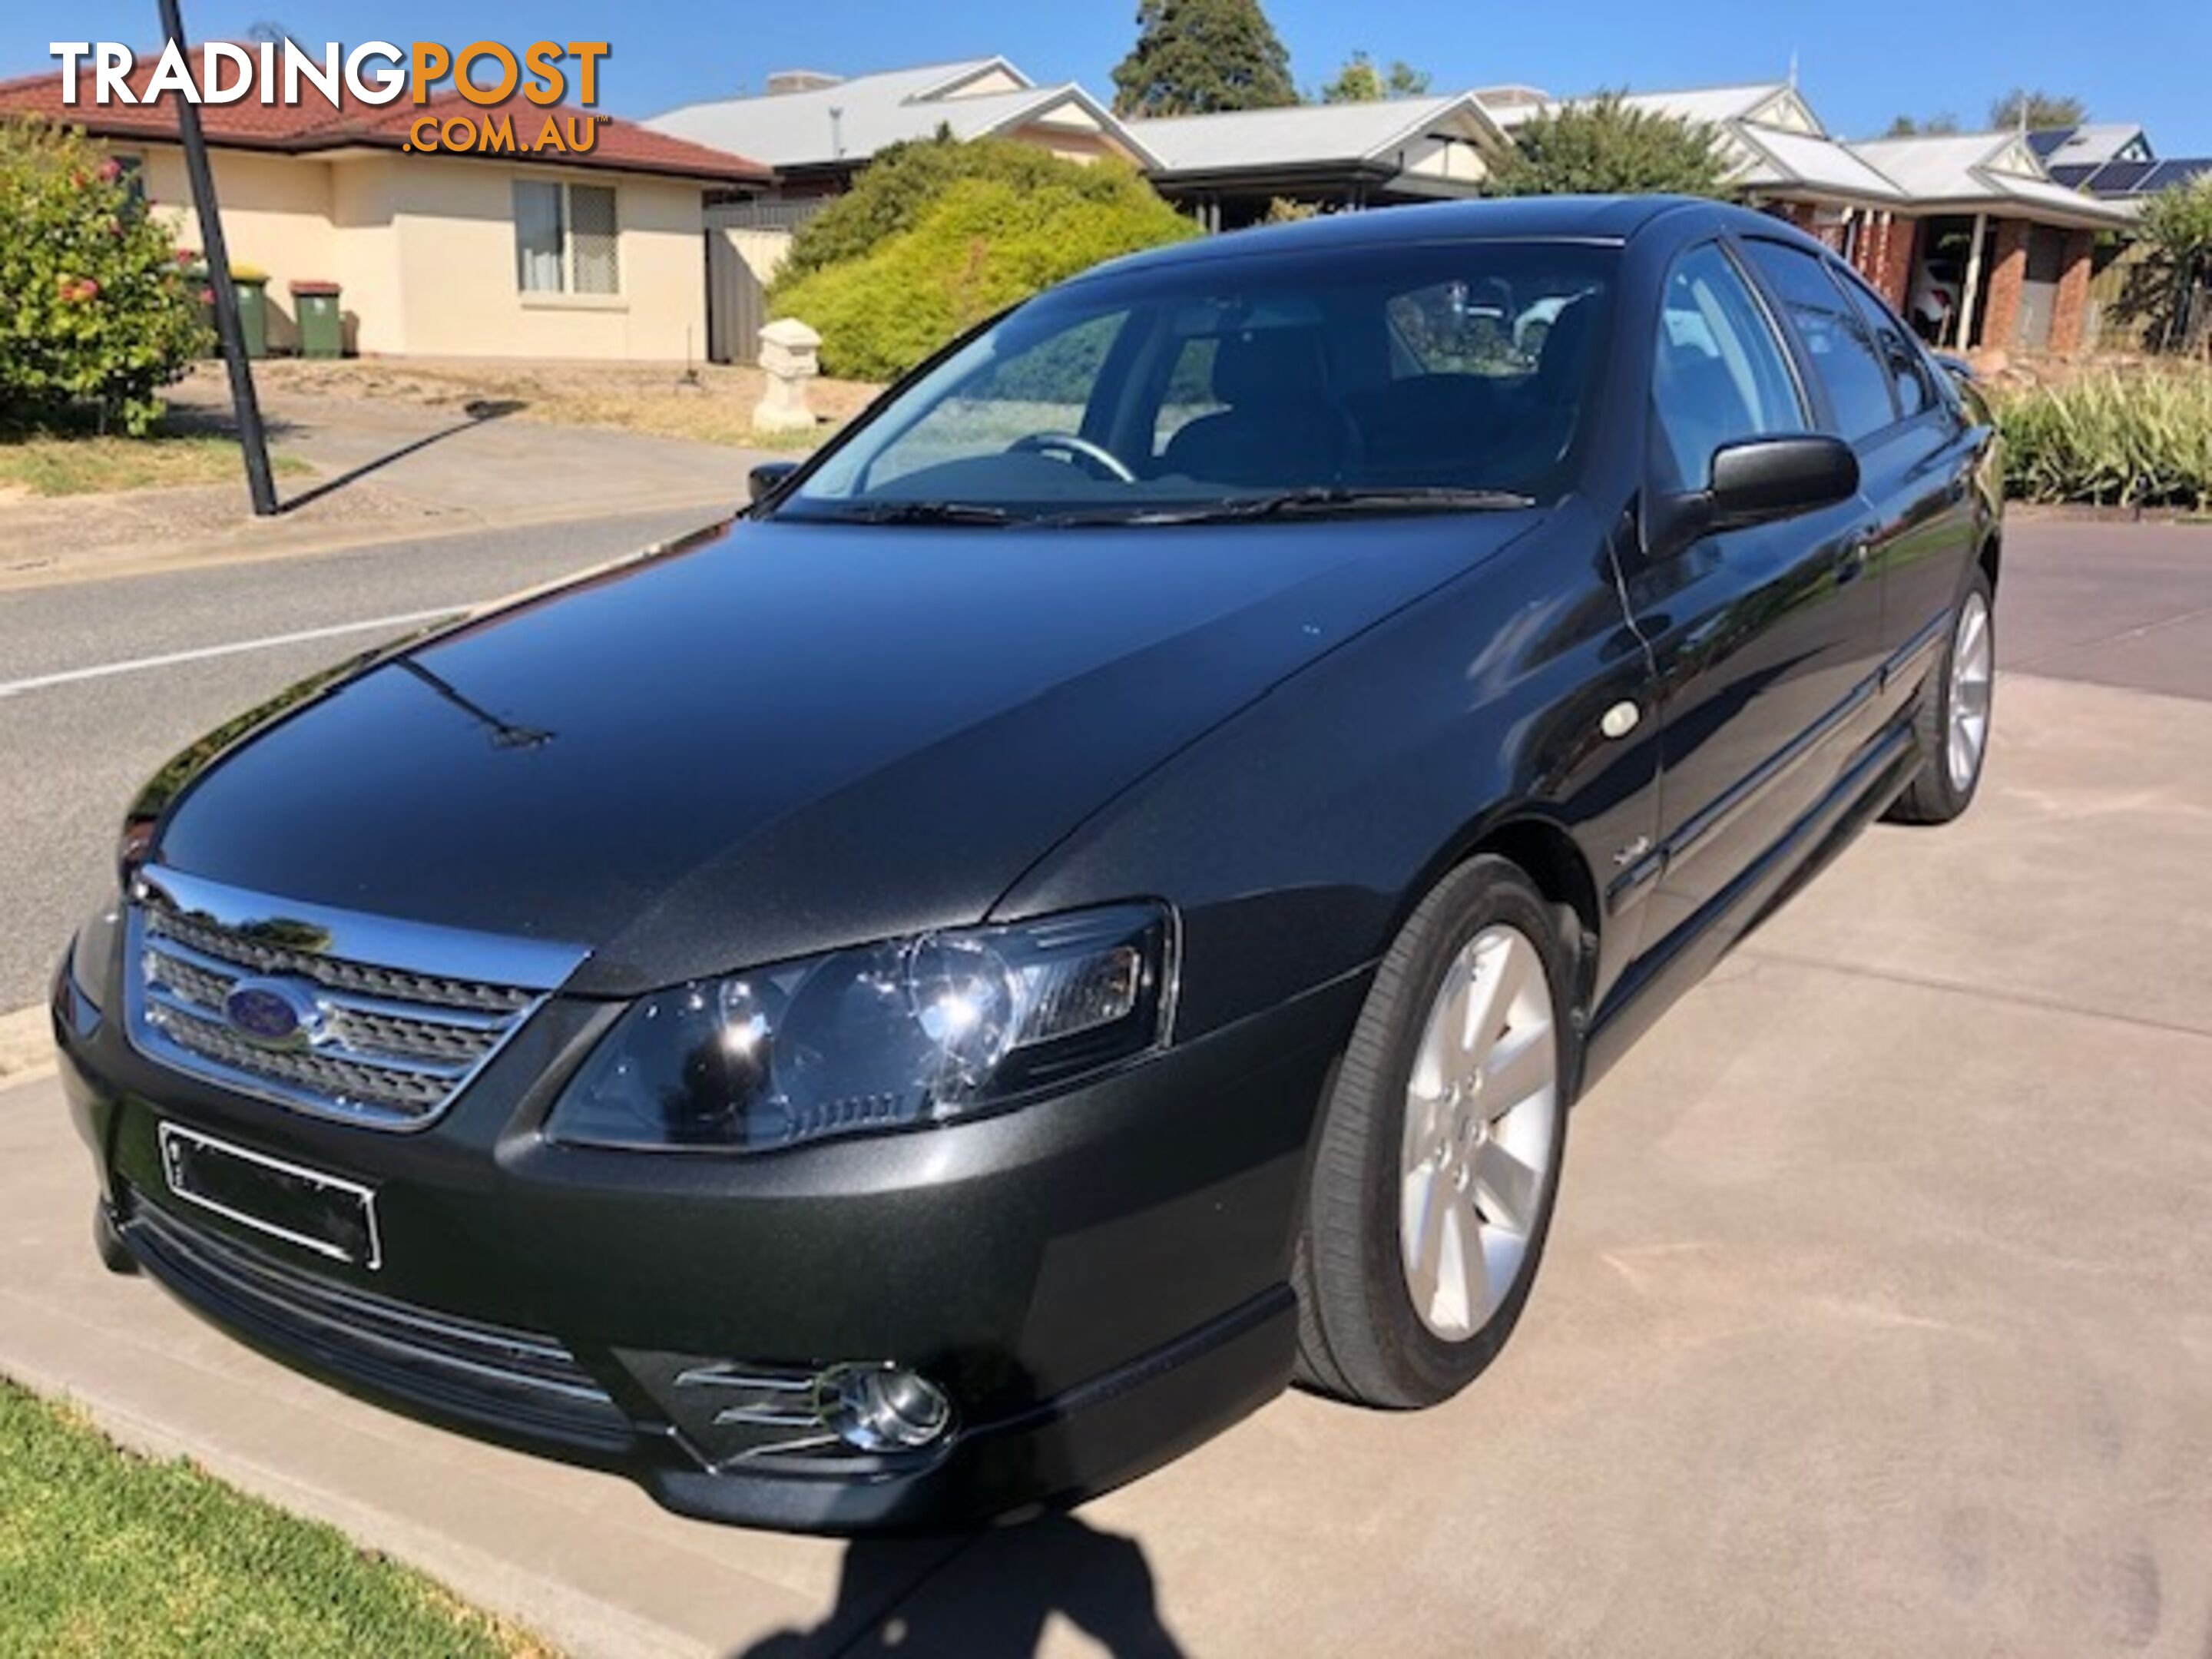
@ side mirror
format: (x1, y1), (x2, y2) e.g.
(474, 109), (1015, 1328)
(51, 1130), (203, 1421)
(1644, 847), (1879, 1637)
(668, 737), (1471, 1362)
(747, 460), (800, 507)
(1651, 434), (1859, 556)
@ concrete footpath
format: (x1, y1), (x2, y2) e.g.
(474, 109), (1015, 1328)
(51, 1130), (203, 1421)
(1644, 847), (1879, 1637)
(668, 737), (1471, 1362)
(2, 530), (2210, 1655)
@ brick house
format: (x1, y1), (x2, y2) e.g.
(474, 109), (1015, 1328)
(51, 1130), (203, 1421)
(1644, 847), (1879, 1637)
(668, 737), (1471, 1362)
(1482, 84), (2137, 356)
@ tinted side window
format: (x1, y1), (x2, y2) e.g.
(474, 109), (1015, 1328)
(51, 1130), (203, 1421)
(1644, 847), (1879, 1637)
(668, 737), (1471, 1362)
(1740, 240), (1898, 442)
(1836, 269), (1938, 422)
(1651, 242), (1808, 492)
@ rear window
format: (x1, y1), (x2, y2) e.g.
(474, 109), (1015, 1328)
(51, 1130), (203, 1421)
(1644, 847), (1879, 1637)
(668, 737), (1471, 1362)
(1740, 239), (1899, 442)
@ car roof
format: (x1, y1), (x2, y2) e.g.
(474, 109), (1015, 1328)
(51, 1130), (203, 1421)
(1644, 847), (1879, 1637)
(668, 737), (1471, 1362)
(1088, 194), (1720, 283)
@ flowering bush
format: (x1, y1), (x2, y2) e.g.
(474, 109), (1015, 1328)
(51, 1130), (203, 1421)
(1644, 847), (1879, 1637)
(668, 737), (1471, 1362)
(0, 119), (207, 435)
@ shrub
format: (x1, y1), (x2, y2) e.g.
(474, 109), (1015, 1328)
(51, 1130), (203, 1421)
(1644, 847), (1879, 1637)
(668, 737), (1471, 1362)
(1994, 365), (2212, 512)
(770, 155), (1197, 382)
(779, 136), (1177, 286)
(1485, 91), (1731, 199)
(2112, 174), (2212, 355)
(0, 119), (208, 435)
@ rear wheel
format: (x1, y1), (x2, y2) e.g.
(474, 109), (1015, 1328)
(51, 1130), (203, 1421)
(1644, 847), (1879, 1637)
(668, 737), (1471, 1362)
(1888, 565), (1995, 825)
(1295, 856), (1574, 1408)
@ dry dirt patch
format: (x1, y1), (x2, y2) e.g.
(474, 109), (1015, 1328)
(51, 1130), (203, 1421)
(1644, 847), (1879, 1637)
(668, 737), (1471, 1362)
(249, 357), (882, 449)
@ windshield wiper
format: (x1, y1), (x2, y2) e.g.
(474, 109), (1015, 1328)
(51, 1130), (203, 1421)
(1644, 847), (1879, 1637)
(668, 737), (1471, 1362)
(1200, 485), (1538, 521)
(817, 500), (1015, 527)
(1051, 486), (1537, 527)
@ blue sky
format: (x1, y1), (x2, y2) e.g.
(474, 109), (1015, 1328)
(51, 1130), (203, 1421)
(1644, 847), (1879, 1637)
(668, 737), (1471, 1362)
(7, 1), (2209, 151)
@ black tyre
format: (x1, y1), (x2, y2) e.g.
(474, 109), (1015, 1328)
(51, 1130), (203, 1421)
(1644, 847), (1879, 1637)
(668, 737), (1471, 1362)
(1887, 565), (1995, 826)
(1295, 856), (1576, 1409)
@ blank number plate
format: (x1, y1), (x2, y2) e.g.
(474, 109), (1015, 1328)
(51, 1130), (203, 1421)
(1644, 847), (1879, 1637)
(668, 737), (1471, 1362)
(157, 1123), (382, 1270)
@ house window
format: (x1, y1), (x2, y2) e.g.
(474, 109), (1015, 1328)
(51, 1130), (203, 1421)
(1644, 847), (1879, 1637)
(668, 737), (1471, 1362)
(512, 180), (619, 295)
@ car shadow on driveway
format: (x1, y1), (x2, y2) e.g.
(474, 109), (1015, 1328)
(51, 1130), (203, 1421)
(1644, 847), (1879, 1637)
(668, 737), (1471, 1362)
(730, 1512), (1186, 1658)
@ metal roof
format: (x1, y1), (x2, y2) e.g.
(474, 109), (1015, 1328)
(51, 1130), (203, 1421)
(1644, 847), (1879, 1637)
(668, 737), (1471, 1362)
(2028, 124), (2151, 166)
(1126, 94), (1502, 176)
(1735, 124), (1906, 201)
(647, 58), (1157, 171)
(1848, 131), (2135, 225)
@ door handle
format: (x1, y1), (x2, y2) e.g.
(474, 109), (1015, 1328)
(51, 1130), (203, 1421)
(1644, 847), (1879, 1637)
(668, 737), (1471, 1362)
(1836, 537), (1873, 584)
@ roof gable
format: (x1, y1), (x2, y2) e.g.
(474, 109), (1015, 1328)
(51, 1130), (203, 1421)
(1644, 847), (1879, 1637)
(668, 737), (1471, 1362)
(1127, 94), (1505, 176)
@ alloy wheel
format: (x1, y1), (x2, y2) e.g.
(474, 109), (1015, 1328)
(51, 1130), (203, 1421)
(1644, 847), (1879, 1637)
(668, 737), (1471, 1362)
(1398, 925), (1558, 1342)
(1947, 591), (1994, 793)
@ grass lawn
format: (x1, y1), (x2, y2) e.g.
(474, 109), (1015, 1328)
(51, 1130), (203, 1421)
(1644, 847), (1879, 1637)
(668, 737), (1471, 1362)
(0, 433), (307, 498)
(0, 1380), (551, 1659)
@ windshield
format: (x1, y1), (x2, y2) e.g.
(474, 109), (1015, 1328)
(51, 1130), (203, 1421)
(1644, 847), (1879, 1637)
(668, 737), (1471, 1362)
(782, 240), (1614, 525)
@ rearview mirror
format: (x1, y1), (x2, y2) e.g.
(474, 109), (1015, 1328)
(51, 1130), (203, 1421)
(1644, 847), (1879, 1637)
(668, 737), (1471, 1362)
(748, 460), (800, 506)
(1650, 434), (1859, 556)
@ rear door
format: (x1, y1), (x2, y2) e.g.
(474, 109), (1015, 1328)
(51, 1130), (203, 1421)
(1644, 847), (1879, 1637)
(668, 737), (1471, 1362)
(1742, 238), (1980, 730)
(1621, 238), (1885, 955)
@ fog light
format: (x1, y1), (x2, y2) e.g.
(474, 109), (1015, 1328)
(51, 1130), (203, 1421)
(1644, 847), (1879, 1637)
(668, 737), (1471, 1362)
(816, 1363), (952, 1452)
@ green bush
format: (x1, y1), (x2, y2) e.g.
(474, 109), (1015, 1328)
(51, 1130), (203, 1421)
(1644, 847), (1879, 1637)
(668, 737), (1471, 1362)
(0, 119), (207, 435)
(1484, 91), (1731, 199)
(770, 151), (1197, 382)
(1995, 366), (2212, 511)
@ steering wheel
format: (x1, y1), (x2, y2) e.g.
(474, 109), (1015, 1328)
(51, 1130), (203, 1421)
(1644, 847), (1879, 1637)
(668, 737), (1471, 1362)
(1008, 432), (1138, 484)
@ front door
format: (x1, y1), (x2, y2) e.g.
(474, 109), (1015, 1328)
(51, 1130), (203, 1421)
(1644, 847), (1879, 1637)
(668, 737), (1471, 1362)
(1623, 240), (1886, 958)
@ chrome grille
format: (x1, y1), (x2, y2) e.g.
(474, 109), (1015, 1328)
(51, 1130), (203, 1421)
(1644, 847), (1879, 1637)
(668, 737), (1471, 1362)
(124, 866), (588, 1131)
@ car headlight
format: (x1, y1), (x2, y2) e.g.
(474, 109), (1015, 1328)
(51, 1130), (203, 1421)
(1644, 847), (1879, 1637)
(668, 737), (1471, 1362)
(69, 899), (124, 1012)
(546, 903), (1174, 1153)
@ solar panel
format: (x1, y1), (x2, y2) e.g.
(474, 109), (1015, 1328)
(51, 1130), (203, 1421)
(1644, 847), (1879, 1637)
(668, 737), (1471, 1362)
(2089, 160), (2157, 194)
(2048, 164), (2096, 188)
(2028, 130), (2071, 159)
(2140, 159), (2212, 194)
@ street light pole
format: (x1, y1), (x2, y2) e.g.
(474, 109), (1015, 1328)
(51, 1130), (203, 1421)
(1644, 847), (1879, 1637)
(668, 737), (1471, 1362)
(157, 0), (278, 516)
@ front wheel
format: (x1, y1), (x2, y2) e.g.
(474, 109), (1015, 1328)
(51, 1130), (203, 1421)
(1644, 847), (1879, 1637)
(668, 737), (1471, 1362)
(1295, 856), (1575, 1409)
(1887, 565), (1995, 825)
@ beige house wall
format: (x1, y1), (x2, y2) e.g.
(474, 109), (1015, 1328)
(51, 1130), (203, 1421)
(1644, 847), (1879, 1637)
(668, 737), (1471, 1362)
(107, 141), (708, 361)
(1007, 122), (1130, 167)
(329, 156), (405, 355)
(124, 144), (337, 352)
(380, 163), (708, 361)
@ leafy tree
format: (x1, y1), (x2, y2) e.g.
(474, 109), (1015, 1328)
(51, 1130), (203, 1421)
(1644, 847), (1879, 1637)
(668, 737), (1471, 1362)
(2115, 173), (2212, 353)
(1485, 93), (1731, 199)
(1320, 51), (1431, 104)
(770, 150), (1197, 381)
(1111, 0), (1298, 118)
(1883, 112), (1959, 137)
(0, 120), (206, 434)
(1988, 88), (2086, 131)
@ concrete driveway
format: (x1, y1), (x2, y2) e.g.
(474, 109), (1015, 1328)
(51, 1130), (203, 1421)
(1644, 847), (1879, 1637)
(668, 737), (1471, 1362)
(2, 520), (2207, 1657)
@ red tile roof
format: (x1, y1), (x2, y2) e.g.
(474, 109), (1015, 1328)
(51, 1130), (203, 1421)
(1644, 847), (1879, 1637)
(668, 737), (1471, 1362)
(0, 55), (771, 184)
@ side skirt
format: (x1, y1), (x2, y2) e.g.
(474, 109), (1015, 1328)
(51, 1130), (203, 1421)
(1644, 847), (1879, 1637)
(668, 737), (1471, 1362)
(1579, 717), (1921, 1094)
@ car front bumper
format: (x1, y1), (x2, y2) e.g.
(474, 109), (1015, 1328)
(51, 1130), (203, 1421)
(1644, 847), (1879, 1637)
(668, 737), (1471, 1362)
(55, 954), (1365, 1532)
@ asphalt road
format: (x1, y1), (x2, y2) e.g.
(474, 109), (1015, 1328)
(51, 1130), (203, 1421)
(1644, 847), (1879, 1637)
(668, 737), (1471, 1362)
(0, 504), (730, 1010)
